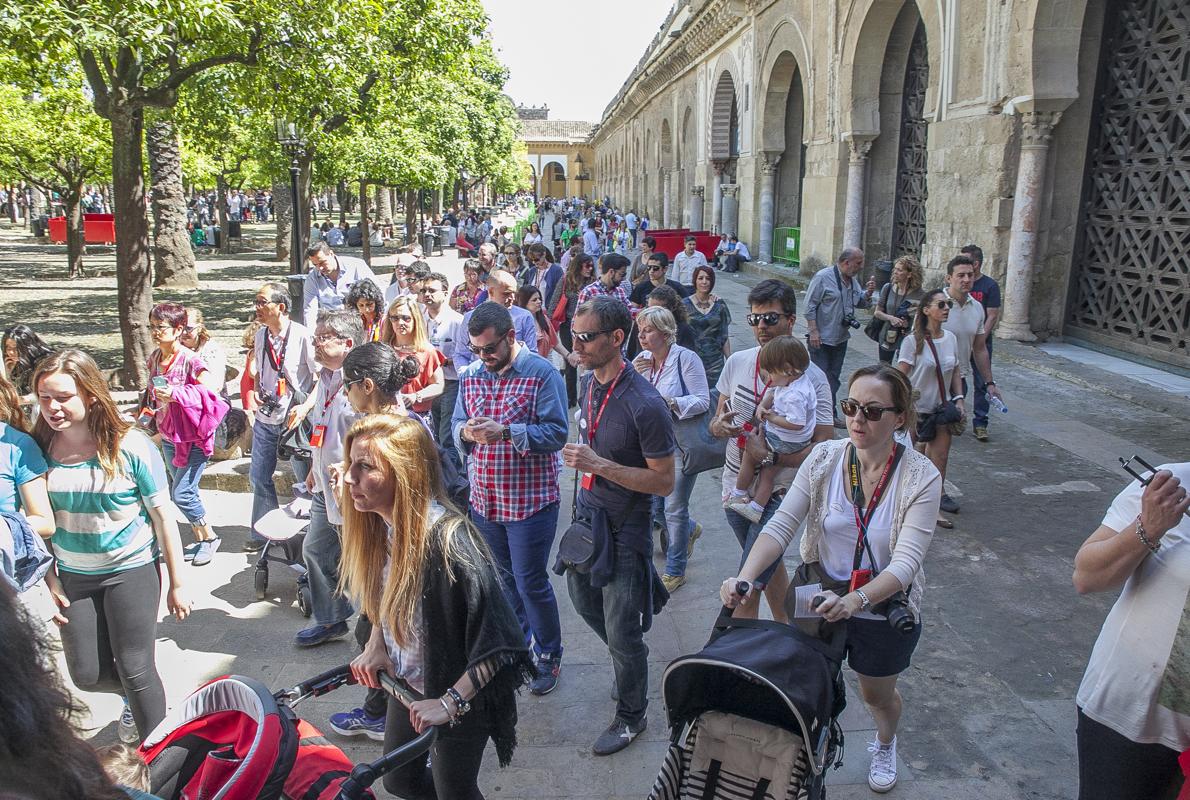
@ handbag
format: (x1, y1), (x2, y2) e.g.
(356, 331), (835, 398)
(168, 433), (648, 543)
(863, 284), (891, 342)
(924, 336), (964, 432)
(670, 352), (726, 476)
(550, 292), (569, 329)
(557, 518), (596, 574)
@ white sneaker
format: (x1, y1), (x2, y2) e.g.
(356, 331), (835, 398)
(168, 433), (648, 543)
(118, 701), (139, 744)
(867, 737), (897, 793)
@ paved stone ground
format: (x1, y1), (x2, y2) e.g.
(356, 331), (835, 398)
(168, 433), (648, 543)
(9, 220), (1190, 800)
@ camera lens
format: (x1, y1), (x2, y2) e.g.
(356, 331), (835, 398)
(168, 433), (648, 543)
(886, 605), (915, 635)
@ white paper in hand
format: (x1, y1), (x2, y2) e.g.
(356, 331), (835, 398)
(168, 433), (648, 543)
(793, 582), (825, 619)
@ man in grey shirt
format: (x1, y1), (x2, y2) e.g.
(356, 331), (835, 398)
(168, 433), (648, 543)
(804, 248), (875, 420)
(302, 241), (377, 324)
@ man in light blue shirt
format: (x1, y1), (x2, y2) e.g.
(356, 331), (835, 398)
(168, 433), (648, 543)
(804, 247), (875, 417)
(302, 241), (377, 324)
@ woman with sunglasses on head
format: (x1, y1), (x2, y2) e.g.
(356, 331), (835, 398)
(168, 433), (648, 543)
(721, 364), (940, 794)
(381, 295), (445, 420)
(450, 259), (485, 314)
(339, 414), (533, 799)
(34, 349), (191, 745)
(871, 256), (924, 364)
(546, 253), (596, 408)
(896, 288), (963, 529)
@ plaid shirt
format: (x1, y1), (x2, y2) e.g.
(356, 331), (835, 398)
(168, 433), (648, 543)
(578, 279), (630, 308)
(453, 345), (569, 522)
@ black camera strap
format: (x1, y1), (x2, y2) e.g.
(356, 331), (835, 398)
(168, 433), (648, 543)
(847, 443), (905, 574)
(833, 266), (853, 323)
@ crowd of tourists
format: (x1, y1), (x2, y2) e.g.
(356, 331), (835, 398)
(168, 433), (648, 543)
(0, 195), (1184, 800)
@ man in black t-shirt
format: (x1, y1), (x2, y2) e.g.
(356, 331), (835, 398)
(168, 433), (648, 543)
(629, 252), (688, 307)
(562, 296), (675, 757)
(961, 244), (1002, 442)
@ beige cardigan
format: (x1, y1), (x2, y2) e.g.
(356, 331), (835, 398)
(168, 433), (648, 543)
(761, 438), (942, 616)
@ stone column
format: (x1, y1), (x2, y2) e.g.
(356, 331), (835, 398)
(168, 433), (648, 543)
(841, 135), (875, 250)
(1000, 111), (1062, 342)
(710, 161), (726, 233)
(690, 185), (705, 231)
(662, 170), (671, 229)
(758, 153), (781, 262)
(720, 184), (739, 237)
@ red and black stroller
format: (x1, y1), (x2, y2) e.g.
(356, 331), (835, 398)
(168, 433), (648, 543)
(139, 665), (432, 800)
(649, 609), (846, 800)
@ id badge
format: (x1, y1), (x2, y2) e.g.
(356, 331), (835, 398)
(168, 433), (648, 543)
(310, 424), (327, 448)
(849, 569), (873, 592)
(277, 377), (288, 396)
(581, 472), (595, 491)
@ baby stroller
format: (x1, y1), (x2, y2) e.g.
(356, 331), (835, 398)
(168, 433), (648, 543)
(140, 665), (434, 800)
(649, 609), (846, 800)
(252, 493), (312, 614)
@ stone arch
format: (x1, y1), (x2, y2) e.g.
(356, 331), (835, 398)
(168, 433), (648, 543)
(660, 118), (674, 170)
(759, 41), (808, 231)
(1009, 0), (1092, 105)
(542, 161), (567, 199)
(709, 63), (740, 161)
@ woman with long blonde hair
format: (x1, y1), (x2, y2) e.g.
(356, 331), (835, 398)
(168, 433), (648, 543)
(32, 349), (190, 744)
(339, 414), (532, 799)
(380, 294), (444, 418)
(873, 256), (925, 364)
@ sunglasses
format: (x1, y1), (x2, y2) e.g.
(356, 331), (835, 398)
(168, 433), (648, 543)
(840, 399), (900, 421)
(572, 329), (614, 344)
(746, 312), (790, 327)
(649, 265), (665, 272)
(467, 340), (505, 355)
(933, 299), (954, 310)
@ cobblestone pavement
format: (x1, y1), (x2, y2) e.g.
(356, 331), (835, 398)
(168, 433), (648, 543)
(9, 221), (1189, 799)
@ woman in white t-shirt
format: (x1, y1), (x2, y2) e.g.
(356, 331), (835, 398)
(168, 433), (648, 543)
(1072, 464), (1189, 800)
(522, 223), (543, 246)
(897, 288), (963, 529)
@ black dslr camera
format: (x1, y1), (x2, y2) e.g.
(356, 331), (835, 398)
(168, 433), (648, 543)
(256, 390), (282, 416)
(842, 314), (862, 330)
(872, 591), (915, 634)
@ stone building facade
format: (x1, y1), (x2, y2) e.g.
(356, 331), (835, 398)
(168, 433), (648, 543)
(590, 0), (1188, 370)
(517, 105), (598, 202)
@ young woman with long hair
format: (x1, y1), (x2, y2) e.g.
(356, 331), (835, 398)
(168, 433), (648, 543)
(33, 349), (190, 743)
(515, 284), (571, 364)
(3, 323), (55, 396)
(546, 252), (595, 407)
(896, 288), (963, 529)
(339, 414), (533, 798)
(177, 307), (227, 393)
(380, 295), (444, 418)
(873, 256), (925, 364)
(345, 278), (386, 343)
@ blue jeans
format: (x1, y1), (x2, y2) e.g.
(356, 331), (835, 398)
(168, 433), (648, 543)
(303, 492), (353, 626)
(248, 420), (307, 539)
(725, 493), (786, 587)
(809, 340), (848, 413)
(160, 441), (208, 526)
(431, 379), (461, 469)
(473, 503), (562, 658)
(651, 467), (700, 578)
(971, 336), (993, 427)
(567, 540), (650, 725)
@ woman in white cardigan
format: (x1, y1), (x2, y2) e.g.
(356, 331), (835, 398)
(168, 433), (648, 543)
(721, 363), (941, 794)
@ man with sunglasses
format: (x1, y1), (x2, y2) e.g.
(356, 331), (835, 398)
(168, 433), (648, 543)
(452, 302), (569, 697)
(805, 248), (876, 423)
(709, 279), (835, 621)
(629, 253), (685, 307)
(453, 271), (538, 372)
(301, 241), (377, 326)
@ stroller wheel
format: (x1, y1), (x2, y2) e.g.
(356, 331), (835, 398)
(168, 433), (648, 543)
(254, 568), (268, 601)
(297, 584), (312, 618)
(657, 524), (669, 556)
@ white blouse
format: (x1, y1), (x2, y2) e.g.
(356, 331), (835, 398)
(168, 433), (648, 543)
(634, 344), (709, 420)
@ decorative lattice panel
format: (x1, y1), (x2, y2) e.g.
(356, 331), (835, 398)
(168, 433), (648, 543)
(891, 22), (930, 259)
(1068, 0), (1189, 366)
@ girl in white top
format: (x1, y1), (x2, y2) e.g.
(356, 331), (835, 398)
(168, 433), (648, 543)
(632, 306), (709, 592)
(897, 288), (964, 528)
(522, 223), (543, 245)
(722, 364), (941, 795)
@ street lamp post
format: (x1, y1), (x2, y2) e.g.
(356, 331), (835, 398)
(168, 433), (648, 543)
(575, 154), (584, 201)
(276, 120), (307, 322)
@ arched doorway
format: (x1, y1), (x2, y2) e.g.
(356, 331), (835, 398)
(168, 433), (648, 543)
(890, 20), (929, 258)
(710, 71), (739, 232)
(542, 162), (566, 199)
(1066, 0), (1189, 368)
(760, 50), (807, 229)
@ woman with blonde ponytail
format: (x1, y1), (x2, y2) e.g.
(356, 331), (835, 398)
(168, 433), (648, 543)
(339, 413), (532, 799)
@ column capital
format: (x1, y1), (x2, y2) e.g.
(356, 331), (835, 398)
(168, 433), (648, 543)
(1020, 111), (1062, 148)
(759, 152), (782, 175)
(711, 159), (729, 175)
(721, 183), (739, 199)
(692, 185), (705, 199)
(846, 135), (875, 164)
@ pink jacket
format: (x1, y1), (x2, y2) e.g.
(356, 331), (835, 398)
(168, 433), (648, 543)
(157, 384), (229, 467)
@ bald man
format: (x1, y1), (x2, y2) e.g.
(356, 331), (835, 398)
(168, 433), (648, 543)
(453, 272), (539, 371)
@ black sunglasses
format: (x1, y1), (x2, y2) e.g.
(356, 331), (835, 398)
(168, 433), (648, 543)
(840, 399), (900, 421)
(746, 312), (791, 327)
(572, 329), (614, 344)
(467, 340), (506, 355)
(933, 299), (954, 309)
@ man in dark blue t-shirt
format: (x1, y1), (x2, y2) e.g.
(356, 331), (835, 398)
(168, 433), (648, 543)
(962, 244), (1001, 441)
(562, 295), (675, 757)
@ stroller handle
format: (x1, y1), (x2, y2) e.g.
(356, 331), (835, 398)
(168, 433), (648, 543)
(290, 664), (356, 700)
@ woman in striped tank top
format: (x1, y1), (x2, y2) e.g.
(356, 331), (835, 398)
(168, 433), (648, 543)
(34, 349), (191, 744)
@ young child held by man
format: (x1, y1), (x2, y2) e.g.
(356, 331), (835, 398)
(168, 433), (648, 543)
(726, 335), (816, 522)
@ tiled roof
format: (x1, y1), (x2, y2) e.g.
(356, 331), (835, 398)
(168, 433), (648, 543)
(519, 119), (596, 143)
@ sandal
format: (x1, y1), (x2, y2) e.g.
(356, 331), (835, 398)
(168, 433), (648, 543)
(936, 516), (954, 529)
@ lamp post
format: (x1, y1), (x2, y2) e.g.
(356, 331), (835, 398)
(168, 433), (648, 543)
(574, 154), (584, 201)
(275, 120), (307, 322)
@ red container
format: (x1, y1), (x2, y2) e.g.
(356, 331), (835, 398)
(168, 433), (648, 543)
(47, 213), (116, 245)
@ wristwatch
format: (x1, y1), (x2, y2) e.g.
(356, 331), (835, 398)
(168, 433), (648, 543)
(501, 426), (511, 442)
(759, 449), (777, 468)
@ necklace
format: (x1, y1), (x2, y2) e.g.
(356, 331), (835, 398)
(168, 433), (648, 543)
(692, 294), (714, 313)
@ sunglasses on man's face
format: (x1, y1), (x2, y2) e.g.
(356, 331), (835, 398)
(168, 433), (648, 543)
(746, 312), (790, 327)
(467, 339), (506, 356)
(572, 329), (614, 344)
(840, 399), (899, 422)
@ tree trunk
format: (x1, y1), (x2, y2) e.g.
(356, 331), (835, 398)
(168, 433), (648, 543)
(64, 187), (85, 278)
(147, 119), (198, 288)
(375, 185), (392, 224)
(360, 179), (371, 266)
(337, 180), (348, 225)
(216, 175), (230, 255)
(297, 155), (313, 260)
(405, 189), (417, 245)
(109, 106), (154, 388)
(273, 178), (291, 262)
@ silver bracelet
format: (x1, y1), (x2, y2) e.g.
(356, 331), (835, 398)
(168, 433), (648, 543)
(854, 588), (871, 611)
(439, 696), (454, 720)
(1135, 515), (1160, 553)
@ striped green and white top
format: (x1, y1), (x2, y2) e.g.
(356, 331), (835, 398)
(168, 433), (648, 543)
(47, 429), (171, 575)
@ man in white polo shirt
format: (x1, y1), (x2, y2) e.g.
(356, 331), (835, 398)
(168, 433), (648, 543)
(940, 254), (1004, 514)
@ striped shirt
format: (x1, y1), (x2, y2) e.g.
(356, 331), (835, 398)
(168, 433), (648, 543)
(47, 429), (171, 575)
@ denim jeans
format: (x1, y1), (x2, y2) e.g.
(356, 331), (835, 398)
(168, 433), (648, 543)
(652, 467), (700, 578)
(971, 336), (993, 427)
(303, 492), (353, 626)
(160, 441), (209, 526)
(431, 379), (461, 469)
(725, 492), (786, 587)
(567, 539), (650, 725)
(809, 340), (849, 413)
(472, 503), (562, 659)
(249, 420), (306, 539)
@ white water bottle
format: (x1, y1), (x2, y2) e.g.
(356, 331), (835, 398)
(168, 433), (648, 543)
(987, 393), (1008, 414)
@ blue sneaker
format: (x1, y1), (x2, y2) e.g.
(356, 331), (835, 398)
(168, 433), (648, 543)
(294, 621), (349, 647)
(329, 707), (385, 741)
(529, 653), (561, 696)
(118, 700), (139, 744)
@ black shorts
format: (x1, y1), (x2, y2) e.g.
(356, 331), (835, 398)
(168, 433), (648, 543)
(843, 616), (922, 678)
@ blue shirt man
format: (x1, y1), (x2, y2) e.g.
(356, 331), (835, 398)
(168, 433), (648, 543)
(302, 242), (377, 324)
(453, 273), (538, 372)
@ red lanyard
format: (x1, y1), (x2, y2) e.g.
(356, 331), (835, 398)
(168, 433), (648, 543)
(321, 380), (342, 414)
(265, 325), (290, 372)
(585, 362), (628, 445)
(649, 350), (668, 387)
(848, 445), (899, 564)
(753, 358), (771, 404)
